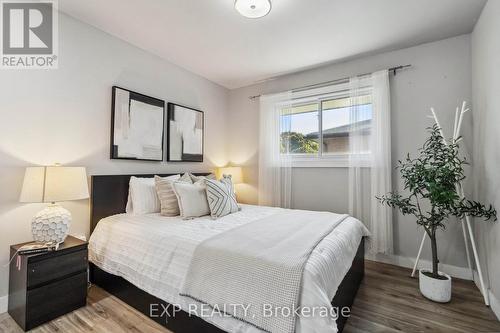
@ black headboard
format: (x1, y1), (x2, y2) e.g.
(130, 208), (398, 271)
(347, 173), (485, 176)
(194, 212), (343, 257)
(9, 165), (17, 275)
(90, 173), (210, 234)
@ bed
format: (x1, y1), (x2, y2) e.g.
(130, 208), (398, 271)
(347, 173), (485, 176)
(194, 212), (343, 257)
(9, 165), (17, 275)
(88, 174), (368, 333)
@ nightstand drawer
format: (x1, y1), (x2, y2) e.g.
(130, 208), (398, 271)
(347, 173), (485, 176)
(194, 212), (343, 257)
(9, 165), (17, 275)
(28, 249), (87, 288)
(26, 271), (87, 330)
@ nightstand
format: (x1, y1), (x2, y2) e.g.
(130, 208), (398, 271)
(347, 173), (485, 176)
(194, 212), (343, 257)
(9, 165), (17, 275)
(8, 236), (88, 331)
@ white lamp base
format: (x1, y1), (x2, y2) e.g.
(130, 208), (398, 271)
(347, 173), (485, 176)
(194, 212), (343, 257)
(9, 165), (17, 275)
(31, 204), (71, 244)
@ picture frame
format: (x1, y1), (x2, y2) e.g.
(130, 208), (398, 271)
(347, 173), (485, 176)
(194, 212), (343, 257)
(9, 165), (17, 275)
(167, 103), (204, 162)
(110, 86), (165, 161)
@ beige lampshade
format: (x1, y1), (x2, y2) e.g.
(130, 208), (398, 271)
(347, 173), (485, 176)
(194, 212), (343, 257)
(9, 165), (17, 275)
(20, 166), (89, 203)
(217, 166), (243, 184)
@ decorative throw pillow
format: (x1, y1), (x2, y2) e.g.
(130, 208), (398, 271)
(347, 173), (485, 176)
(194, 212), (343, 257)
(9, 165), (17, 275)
(128, 176), (165, 215)
(189, 173), (216, 183)
(180, 172), (194, 183)
(172, 180), (211, 219)
(154, 175), (185, 216)
(205, 176), (240, 219)
(125, 191), (133, 213)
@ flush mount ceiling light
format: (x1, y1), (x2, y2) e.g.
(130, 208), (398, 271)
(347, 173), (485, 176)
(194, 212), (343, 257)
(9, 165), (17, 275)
(235, 0), (272, 19)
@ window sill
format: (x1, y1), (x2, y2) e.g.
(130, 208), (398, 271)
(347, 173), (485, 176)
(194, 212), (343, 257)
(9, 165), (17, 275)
(290, 158), (349, 168)
(283, 154), (371, 168)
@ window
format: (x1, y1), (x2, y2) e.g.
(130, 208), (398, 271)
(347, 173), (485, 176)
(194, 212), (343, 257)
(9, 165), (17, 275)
(280, 102), (319, 155)
(279, 87), (373, 166)
(322, 95), (372, 155)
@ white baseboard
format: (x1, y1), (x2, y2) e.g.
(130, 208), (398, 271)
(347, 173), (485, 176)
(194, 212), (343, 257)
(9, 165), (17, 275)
(472, 270), (500, 320)
(489, 290), (500, 321)
(366, 252), (473, 280)
(0, 295), (7, 314)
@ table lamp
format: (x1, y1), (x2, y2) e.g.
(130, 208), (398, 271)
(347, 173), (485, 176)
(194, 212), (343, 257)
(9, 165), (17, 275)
(19, 166), (89, 244)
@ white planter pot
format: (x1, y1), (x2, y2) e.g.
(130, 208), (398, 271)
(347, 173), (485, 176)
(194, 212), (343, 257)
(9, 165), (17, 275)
(419, 270), (451, 303)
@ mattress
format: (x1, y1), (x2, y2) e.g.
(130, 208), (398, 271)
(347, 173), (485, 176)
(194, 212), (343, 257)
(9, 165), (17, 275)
(89, 204), (369, 333)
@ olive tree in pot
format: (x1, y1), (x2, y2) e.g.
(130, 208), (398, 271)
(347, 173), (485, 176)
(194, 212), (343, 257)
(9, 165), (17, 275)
(378, 124), (496, 303)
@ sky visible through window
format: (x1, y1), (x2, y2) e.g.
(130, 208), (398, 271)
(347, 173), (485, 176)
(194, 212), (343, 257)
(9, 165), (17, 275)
(280, 104), (373, 136)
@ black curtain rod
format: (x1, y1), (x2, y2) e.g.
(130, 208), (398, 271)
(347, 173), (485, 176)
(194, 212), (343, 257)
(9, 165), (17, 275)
(248, 64), (411, 100)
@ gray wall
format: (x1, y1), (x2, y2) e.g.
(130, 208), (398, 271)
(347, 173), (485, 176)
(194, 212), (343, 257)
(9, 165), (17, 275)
(0, 13), (229, 301)
(471, 0), (500, 313)
(228, 34), (472, 269)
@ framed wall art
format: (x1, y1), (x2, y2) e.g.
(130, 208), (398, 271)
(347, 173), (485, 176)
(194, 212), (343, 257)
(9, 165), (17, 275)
(110, 86), (165, 161)
(167, 103), (204, 162)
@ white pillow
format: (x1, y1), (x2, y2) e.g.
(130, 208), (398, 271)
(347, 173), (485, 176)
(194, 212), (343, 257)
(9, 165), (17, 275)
(125, 191), (134, 213)
(127, 175), (179, 215)
(172, 180), (210, 219)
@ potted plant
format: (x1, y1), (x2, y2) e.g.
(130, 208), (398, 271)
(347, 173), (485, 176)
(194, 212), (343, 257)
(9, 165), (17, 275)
(378, 124), (496, 302)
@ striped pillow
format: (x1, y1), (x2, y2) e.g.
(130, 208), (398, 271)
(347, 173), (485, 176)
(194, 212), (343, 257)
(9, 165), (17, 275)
(154, 175), (186, 216)
(205, 176), (239, 219)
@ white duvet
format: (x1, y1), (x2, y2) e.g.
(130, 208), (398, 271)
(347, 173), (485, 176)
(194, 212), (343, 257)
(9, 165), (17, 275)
(89, 204), (369, 333)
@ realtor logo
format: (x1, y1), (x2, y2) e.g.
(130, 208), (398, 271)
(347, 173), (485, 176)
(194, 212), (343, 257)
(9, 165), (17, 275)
(1, 0), (58, 68)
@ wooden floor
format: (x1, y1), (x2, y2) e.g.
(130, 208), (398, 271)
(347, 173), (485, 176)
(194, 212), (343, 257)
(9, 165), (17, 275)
(344, 261), (500, 333)
(1, 260), (499, 333)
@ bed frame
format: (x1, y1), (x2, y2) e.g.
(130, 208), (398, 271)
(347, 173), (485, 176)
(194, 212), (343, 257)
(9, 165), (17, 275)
(89, 173), (365, 333)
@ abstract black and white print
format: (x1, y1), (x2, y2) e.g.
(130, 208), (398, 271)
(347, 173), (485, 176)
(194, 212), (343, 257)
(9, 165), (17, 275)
(111, 86), (165, 161)
(167, 103), (204, 162)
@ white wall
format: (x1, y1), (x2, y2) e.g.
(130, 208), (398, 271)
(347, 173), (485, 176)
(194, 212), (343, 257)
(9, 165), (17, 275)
(471, 0), (500, 317)
(228, 34), (473, 271)
(0, 13), (229, 304)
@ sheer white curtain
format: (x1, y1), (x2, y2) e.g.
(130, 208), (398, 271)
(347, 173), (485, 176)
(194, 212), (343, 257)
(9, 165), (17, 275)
(349, 70), (393, 254)
(258, 91), (292, 208)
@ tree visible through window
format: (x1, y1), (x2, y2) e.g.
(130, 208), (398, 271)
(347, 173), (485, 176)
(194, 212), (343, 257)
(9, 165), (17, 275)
(280, 102), (319, 154)
(280, 95), (372, 156)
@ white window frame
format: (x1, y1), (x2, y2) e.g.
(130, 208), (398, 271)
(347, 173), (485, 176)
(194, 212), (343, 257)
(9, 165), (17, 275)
(279, 82), (373, 168)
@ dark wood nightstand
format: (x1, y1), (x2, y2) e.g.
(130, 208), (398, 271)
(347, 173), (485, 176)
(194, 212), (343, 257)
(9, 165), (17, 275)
(8, 235), (88, 331)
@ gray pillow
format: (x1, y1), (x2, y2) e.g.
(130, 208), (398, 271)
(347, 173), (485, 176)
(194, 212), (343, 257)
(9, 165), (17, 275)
(179, 173), (194, 183)
(189, 173), (216, 183)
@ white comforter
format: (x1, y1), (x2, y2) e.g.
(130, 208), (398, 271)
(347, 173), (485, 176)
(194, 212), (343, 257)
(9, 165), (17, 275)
(89, 204), (369, 333)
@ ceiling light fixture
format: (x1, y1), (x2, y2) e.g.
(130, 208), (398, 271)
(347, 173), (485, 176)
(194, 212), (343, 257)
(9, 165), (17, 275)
(235, 0), (272, 19)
